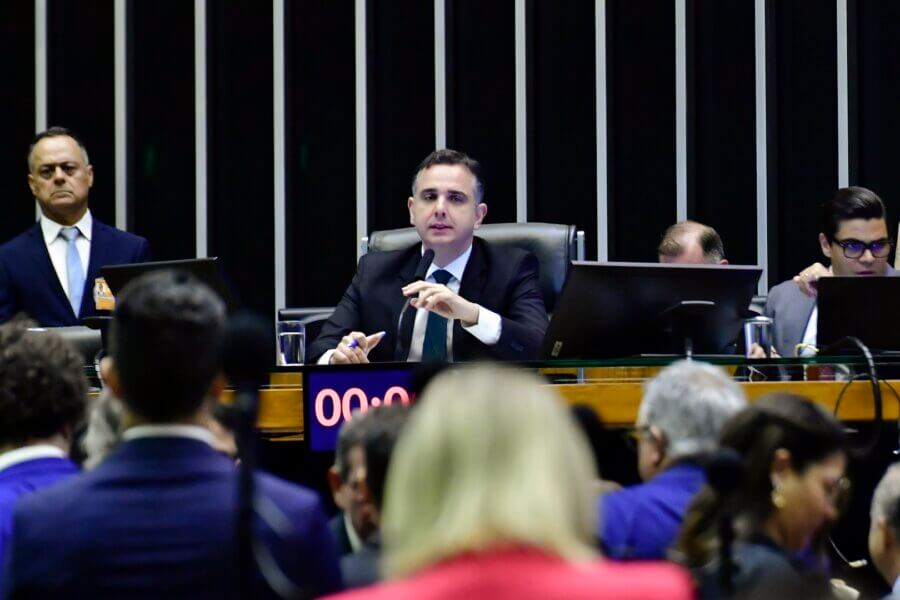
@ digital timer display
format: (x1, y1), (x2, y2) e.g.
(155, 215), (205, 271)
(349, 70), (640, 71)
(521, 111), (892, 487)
(303, 367), (416, 452)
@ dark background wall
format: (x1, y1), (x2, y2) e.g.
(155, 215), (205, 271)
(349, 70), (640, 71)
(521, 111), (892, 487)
(0, 0), (897, 316)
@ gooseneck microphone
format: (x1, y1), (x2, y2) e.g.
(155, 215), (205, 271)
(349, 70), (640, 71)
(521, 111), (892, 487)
(223, 313), (277, 597)
(395, 249), (435, 360)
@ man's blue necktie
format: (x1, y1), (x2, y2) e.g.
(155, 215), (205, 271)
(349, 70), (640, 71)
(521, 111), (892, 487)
(421, 269), (453, 362)
(60, 227), (85, 317)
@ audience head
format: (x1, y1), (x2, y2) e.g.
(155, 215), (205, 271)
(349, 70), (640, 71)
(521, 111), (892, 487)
(819, 186), (891, 277)
(27, 126), (94, 227)
(679, 394), (848, 565)
(636, 360), (746, 481)
(103, 270), (226, 424)
(408, 149), (487, 264)
(329, 411), (370, 514)
(869, 463), (900, 585)
(381, 365), (597, 578)
(0, 319), (88, 450)
(81, 388), (125, 469)
(358, 404), (409, 522)
(658, 221), (727, 265)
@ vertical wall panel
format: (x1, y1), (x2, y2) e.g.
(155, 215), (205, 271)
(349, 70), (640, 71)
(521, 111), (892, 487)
(207, 1), (274, 317)
(688, 0), (757, 266)
(129, 0), (196, 260)
(853, 0), (900, 256)
(366, 0), (435, 232)
(446, 0), (517, 224)
(285, 1), (357, 307)
(606, 0), (676, 261)
(769, 1), (838, 285)
(528, 0), (597, 258)
(0, 1), (36, 243)
(47, 0), (116, 225)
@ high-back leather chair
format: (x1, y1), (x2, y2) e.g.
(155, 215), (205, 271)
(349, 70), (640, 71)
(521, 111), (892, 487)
(365, 223), (582, 313)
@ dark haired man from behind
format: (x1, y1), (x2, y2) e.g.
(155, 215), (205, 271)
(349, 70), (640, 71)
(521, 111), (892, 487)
(658, 220), (728, 265)
(870, 463), (900, 598)
(0, 126), (150, 327)
(763, 186), (898, 357)
(0, 319), (86, 569)
(309, 148), (547, 364)
(3, 271), (342, 598)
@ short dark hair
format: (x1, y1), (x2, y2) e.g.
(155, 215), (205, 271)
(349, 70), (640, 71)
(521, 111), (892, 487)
(658, 220), (725, 263)
(0, 318), (88, 446)
(411, 148), (484, 203)
(28, 126), (90, 171)
(822, 186), (887, 243)
(109, 270), (226, 422)
(362, 404), (409, 510)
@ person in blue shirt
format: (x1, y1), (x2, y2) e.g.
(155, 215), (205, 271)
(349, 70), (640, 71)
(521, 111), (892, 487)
(0, 320), (86, 569)
(599, 360), (746, 559)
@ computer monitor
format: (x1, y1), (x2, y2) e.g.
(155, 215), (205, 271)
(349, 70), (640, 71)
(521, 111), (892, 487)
(101, 257), (238, 312)
(817, 276), (900, 352)
(542, 261), (763, 359)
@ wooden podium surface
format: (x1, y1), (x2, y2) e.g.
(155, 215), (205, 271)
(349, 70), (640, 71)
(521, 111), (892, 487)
(223, 370), (898, 438)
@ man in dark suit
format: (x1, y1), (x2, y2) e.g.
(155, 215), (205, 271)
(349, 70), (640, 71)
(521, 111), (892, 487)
(764, 186), (898, 357)
(0, 320), (86, 571)
(3, 271), (342, 597)
(0, 127), (150, 327)
(310, 149), (547, 363)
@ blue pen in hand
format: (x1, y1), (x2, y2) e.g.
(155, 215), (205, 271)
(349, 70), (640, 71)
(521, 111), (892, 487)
(347, 331), (386, 350)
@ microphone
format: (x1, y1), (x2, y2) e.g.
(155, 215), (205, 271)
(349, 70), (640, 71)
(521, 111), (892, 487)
(395, 249), (435, 359)
(222, 312), (272, 597)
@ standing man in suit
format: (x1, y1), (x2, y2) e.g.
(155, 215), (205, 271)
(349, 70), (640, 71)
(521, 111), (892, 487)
(0, 320), (87, 570)
(764, 186), (897, 357)
(0, 127), (150, 327)
(310, 149), (548, 364)
(3, 271), (342, 597)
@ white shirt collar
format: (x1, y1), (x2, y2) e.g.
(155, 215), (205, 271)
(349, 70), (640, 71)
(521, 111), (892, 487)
(40, 209), (93, 244)
(0, 444), (67, 473)
(344, 510), (365, 552)
(425, 242), (473, 283)
(122, 424), (216, 447)
(893, 574), (900, 596)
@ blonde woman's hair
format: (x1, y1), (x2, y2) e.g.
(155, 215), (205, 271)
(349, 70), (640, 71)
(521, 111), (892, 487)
(381, 365), (598, 578)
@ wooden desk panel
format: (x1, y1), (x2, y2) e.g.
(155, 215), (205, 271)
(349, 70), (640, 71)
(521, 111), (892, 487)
(224, 372), (897, 435)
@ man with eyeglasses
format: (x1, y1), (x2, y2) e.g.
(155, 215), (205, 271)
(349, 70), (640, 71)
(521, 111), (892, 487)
(763, 186), (897, 357)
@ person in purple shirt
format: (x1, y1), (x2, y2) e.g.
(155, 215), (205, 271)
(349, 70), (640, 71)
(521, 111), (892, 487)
(599, 360), (746, 559)
(0, 319), (86, 568)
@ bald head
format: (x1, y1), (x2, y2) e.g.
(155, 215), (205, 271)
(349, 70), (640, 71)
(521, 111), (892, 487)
(658, 221), (727, 265)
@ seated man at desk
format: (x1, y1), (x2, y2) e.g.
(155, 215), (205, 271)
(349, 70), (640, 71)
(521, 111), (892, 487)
(657, 221), (728, 265)
(309, 149), (548, 364)
(765, 186), (897, 357)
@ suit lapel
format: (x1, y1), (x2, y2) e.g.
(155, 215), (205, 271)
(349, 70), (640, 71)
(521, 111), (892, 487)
(783, 292), (816, 352)
(26, 224), (74, 317)
(396, 247), (422, 360)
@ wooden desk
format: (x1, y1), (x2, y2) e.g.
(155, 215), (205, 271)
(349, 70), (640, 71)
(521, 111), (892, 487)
(225, 372), (898, 436)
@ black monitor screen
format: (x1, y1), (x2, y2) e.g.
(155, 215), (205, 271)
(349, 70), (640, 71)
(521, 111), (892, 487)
(542, 261), (762, 359)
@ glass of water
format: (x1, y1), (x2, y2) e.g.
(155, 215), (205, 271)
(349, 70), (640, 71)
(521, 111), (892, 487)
(277, 320), (305, 366)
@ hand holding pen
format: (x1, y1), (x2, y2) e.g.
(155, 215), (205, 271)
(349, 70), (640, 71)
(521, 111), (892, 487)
(330, 331), (386, 365)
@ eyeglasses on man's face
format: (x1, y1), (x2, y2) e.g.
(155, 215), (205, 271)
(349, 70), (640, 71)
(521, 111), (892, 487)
(832, 238), (893, 259)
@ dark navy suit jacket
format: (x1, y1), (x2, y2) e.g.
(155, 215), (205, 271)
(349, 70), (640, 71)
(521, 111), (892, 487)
(2, 437), (342, 598)
(309, 237), (548, 362)
(0, 219), (150, 326)
(0, 456), (78, 573)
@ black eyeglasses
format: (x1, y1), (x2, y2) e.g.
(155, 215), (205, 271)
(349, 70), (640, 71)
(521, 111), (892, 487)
(832, 238), (893, 259)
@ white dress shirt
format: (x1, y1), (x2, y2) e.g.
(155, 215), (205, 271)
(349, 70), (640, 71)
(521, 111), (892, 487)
(0, 444), (67, 474)
(405, 243), (501, 361)
(799, 305), (818, 357)
(122, 424), (216, 447)
(40, 209), (92, 301)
